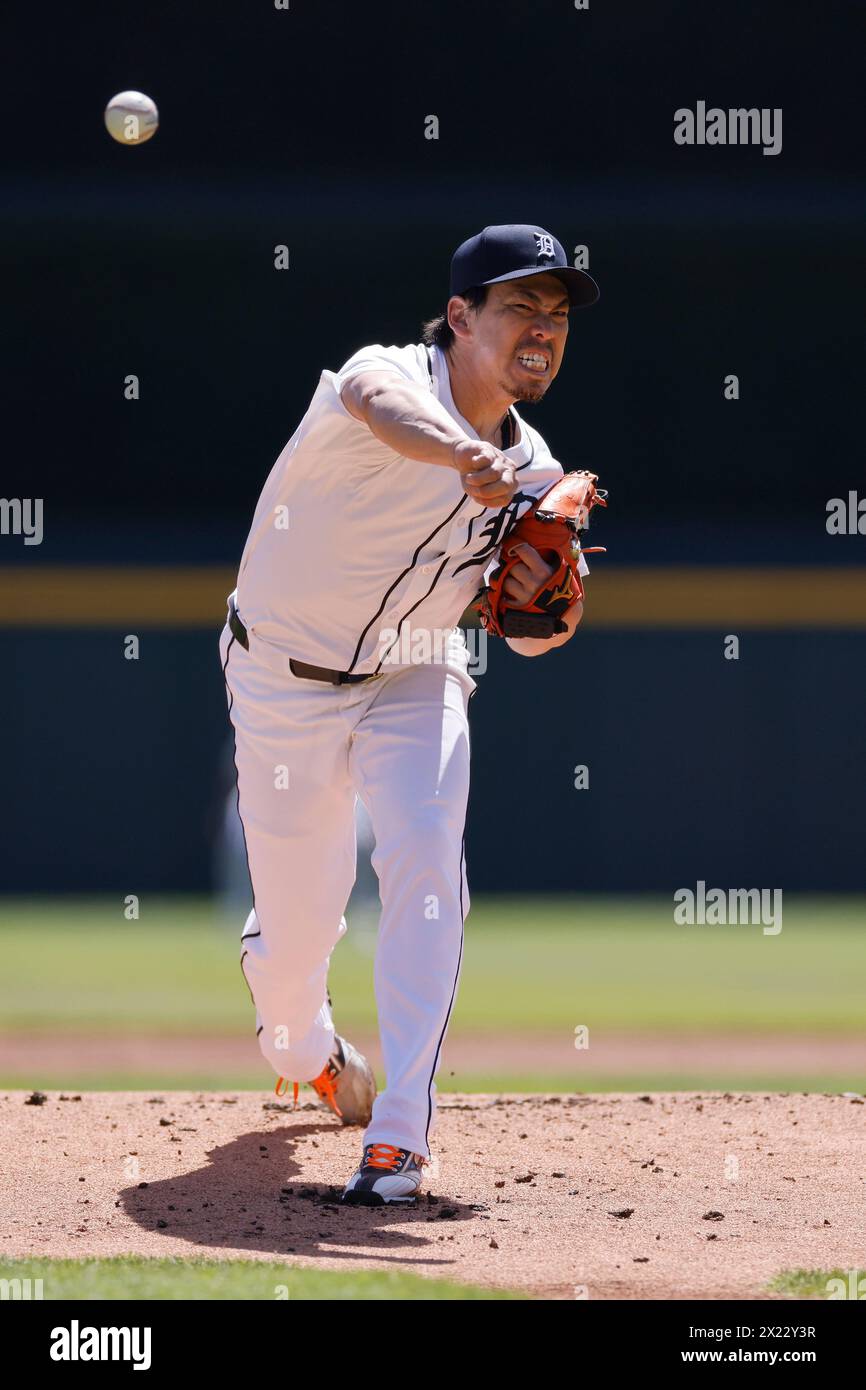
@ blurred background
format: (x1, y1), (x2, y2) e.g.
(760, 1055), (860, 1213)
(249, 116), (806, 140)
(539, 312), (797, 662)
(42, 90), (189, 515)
(1, 0), (863, 1094)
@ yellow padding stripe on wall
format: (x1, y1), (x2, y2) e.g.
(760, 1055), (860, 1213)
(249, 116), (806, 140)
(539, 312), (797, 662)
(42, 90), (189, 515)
(587, 567), (866, 628)
(1, 567), (866, 628)
(0, 568), (236, 625)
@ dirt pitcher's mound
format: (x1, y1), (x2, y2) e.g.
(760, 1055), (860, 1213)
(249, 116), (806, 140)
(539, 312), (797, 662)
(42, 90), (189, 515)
(1, 1090), (863, 1300)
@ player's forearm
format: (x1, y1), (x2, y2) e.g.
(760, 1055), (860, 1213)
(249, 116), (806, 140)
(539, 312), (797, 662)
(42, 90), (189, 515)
(505, 599), (584, 657)
(352, 380), (468, 467)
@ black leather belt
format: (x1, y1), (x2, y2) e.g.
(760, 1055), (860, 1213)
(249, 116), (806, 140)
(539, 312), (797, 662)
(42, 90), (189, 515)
(227, 598), (379, 685)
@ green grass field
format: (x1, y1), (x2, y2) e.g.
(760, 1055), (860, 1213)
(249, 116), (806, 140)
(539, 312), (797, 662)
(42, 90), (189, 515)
(2, 894), (863, 1032)
(0, 895), (863, 1091)
(0, 1256), (521, 1301)
(770, 1269), (864, 1300)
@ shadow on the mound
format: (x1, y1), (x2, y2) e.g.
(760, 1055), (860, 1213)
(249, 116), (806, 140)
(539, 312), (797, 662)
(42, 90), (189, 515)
(118, 1122), (479, 1265)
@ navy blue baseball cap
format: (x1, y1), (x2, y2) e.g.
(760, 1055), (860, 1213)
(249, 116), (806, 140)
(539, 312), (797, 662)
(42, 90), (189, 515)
(449, 224), (599, 308)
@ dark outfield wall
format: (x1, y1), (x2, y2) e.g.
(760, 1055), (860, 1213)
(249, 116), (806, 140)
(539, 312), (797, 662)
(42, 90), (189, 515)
(5, 195), (863, 543)
(1, 626), (863, 895)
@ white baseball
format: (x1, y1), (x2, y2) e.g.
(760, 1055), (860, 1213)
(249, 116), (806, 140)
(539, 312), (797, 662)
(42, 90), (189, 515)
(104, 91), (159, 145)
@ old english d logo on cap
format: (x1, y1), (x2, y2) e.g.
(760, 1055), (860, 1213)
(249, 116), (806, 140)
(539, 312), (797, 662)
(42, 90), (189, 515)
(449, 224), (600, 308)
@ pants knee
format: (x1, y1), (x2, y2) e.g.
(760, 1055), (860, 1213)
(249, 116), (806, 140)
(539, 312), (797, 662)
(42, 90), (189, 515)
(373, 806), (467, 904)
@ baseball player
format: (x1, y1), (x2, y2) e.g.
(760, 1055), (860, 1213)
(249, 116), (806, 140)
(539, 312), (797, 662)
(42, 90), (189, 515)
(220, 224), (602, 1205)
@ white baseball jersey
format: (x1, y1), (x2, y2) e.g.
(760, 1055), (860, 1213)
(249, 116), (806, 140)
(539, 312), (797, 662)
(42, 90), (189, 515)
(233, 341), (588, 674)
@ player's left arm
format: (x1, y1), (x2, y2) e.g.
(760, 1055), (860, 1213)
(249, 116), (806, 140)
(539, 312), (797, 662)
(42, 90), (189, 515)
(501, 543), (583, 657)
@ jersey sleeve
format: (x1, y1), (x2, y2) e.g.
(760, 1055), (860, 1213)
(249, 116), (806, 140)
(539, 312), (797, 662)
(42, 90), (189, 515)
(330, 343), (428, 399)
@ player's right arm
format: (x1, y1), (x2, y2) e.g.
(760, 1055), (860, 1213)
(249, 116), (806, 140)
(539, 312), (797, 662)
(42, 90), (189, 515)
(340, 370), (517, 508)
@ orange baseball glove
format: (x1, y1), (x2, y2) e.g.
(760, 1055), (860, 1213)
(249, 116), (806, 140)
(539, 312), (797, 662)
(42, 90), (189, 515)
(478, 470), (607, 639)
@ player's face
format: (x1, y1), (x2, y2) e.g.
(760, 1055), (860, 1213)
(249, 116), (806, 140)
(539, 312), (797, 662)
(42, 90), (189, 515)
(480, 274), (570, 403)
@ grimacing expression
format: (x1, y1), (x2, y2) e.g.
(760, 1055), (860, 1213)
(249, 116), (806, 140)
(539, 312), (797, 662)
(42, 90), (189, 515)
(466, 273), (570, 403)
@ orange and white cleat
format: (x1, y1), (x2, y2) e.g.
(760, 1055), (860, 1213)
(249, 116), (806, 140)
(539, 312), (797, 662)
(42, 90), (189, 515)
(340, 1142), (427, 1206)
(275, 1034), (376, 1126)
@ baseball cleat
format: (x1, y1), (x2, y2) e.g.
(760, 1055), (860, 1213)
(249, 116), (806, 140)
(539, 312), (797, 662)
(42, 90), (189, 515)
(275, 1033), (376, 1126)
(340, 1142), (426, 1206)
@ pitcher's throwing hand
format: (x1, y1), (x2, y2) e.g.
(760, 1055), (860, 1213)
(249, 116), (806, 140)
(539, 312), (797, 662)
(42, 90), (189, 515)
(452, 439), (518, 507)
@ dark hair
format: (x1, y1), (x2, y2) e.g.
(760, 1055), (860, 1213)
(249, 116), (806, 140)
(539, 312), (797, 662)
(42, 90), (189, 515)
(421, 284), (489, 351)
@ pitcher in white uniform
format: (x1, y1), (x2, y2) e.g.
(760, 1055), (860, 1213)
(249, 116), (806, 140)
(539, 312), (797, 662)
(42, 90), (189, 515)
(220, 224), (600, 1205)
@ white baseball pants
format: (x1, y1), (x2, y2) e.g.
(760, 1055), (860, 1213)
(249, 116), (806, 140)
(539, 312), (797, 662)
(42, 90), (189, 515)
(219, 623), (476, 1159)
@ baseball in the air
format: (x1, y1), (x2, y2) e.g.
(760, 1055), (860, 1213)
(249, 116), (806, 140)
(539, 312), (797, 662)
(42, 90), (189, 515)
(104, 91), (159, 145)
